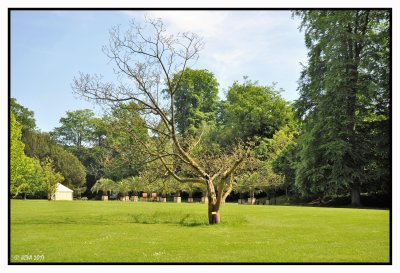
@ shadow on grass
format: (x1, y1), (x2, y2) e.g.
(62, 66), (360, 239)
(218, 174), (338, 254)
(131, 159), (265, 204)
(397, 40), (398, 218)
(129, 213), (207, 227)
(12, 212), (247, 227)
(128, 212), (248, 227)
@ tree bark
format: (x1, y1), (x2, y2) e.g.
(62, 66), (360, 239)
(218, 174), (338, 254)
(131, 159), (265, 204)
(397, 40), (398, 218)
(351, 185), (361, 207)
(208, 203), (221, 224)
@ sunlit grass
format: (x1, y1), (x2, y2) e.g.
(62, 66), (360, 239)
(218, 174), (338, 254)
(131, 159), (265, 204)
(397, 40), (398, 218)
(10, 200), (389, 263)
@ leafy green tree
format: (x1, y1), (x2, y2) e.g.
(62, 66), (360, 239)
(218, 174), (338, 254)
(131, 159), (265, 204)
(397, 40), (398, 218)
(172, 68), (219, 136)
(255, 125), (298, 161)
(10, 113), (45, 199)
(51, 109), (97, 148)
(293, 10), (390, 205)
(41, 158), (65, 200)
(91, 117), (108, 146)
(10, 98), (36, 131)
(235, 150), (285, 203)
(233, 125), (297, 201)
(100, 103), (149, 181)
(11, 112), (29, 186)
(235, 166), (263, 202)
(51, 110), (109, 184)
(51, 107), (147, 194)
(221, 79), (296, 144)
(272, 141), (301, 198)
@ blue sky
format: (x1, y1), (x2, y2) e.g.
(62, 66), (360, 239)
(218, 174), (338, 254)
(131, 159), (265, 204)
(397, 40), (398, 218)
(11, 10), (307, 132)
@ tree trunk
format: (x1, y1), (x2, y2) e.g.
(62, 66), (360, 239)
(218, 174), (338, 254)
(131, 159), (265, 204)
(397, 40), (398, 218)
(351, 185), (361, 207)
(208, 202), (221, 224)
(24, 193), (26, 200)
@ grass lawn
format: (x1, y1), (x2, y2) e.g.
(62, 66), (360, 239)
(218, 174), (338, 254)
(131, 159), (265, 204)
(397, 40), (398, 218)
(10, 200), (389, 263)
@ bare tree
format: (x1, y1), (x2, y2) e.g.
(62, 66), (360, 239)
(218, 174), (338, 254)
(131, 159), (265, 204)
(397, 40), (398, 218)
(73, 17), (249, 224)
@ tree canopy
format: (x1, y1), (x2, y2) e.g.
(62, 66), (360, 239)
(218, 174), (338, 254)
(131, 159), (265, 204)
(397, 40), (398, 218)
(51, 109), (97, 148)
(221, 79), (296, 143)
(10, 98), (36, 131)
(173, 68), (220, 137)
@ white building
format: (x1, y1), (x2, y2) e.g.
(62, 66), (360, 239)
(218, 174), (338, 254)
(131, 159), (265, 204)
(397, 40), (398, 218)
(52, 183), (73, 200)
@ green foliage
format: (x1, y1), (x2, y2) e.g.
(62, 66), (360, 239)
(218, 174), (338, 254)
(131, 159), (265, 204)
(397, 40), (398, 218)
(235, 153), (284, 198)
(11, 112), (27, 183)
(10, 98), (36, 131)
(292, 10), (390, 199)
(22, 130), (52, 159)
(221, 79), (296, 143)
(50, 110), (110, 186)
(22, 130), (86, 190)
(51, 109), (97, 148)
(173, 68), (220, 136)
(156, 177), (185, 197)
(181, 182), (205, 196)
(117, 176), (142, 195)
(234, 125), (298, 197)
(272, 141), (300, 195)
(50, 145), (86, 190)
(41, 158), (64, 200)
(91, 178), (116, 196)
(256, 125), (298, 161)
(96, 106), (147, 181)
(49, 105), (149, 191)
(10, 113), (45, 198)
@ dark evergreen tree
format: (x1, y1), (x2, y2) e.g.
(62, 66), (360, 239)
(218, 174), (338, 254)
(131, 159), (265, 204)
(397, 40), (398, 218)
(22, 130), (86, 191)
(293, 10), (390, 205)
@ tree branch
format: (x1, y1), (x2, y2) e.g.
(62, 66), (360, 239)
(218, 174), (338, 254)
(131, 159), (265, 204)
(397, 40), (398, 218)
(158, 155), (204, 183)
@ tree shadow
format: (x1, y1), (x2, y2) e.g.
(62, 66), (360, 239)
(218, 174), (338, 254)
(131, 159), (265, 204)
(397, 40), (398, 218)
(178, 214), (207, 227)
(128, 213), (207, 227)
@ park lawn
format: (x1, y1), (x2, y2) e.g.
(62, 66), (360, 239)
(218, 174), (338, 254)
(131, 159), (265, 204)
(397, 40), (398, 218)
(10, 200), (389, 263)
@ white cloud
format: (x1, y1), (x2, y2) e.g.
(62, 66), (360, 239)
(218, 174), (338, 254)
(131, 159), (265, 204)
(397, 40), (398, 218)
(148, 10), (228, 37)
(121, 10), (307, 101)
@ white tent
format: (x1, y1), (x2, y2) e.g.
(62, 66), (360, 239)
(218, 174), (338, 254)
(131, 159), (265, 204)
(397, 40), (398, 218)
(52, 183), (73, 200)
